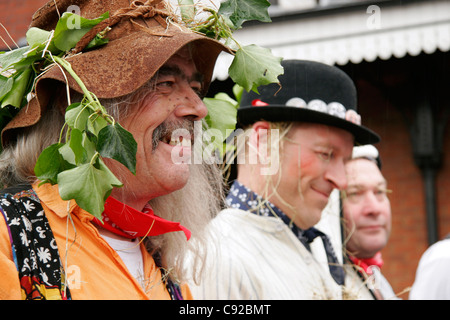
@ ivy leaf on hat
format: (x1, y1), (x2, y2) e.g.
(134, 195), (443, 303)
(0, 46), (35, 72)
(1, 0), (285, 220)
(0, 11), (110, 114)
(26, 27), (59, 54)
(52, 12), (109, 52)
(230, 44), (283, 93)
(0, 67), (32, 109)
(179, 0), (283, 94)
(178, 0), (196, 23)
(218, 0), (271, 29)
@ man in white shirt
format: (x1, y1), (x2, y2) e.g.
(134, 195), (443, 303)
(410, 236), (450, 299)
(189, 59), (380, 299)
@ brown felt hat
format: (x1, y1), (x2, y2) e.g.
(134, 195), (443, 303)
(1, 0), (230, 146)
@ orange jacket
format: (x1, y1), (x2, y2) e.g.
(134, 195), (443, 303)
(0, 183), (192, 300)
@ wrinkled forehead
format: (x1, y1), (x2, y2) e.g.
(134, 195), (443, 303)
(345, 158), (386, 185)
(158, 45), (205, 85)
(160, 46), (203, 80)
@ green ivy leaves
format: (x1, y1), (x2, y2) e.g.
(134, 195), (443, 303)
(0, 66), (32, 109)
(203, 85), (242, 156)
(34, 143), (68, 185)
(34, 122), (136, 220)
(97, 123), (137, 175)
(53, 12), (109, 51)
(218, 0), (272, 29)
(0, 12), (111, 144)
(34, 100), (137, 219)
(0, 0), (283, 219)
(57, 158), (123, 218)
(179, 0), (283, 94)
(230, 45), (283, 93)
(0, 11), (136, 218)
(180, 0), (283, 154)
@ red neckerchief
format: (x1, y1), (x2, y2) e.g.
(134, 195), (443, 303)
(350, 252), (384, 275)
(93, 196), (191, 240)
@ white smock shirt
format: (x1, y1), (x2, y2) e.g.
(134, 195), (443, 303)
(410, 238), (450, 299)
(188, 182), (350, 300)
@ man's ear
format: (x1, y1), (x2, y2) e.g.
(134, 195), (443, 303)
(250, 121), (271, 149)
(246, 121), (271, 165)
(253, 121), (281, 176)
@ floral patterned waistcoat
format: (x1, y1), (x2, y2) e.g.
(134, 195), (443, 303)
(0, 185), (71, 300)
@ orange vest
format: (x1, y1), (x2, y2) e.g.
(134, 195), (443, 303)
(0, 183), (192, 300)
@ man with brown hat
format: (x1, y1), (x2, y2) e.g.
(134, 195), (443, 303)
(189, 59), (380, 299)
(0, 0), (230, 300)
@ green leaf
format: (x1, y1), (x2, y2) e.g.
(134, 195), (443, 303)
(68, 128), (87, 165)
(1, 67), (33, 108)
(0, 75), (14, 101)
(229, 44), (283, 93)
(84, 33), (109, 50)
(97, 123), (137, 174)
(65, 102), (91, 130)
(0, 46), (32, 71)
(178, 0), (195, 23)
(82, 130), (98, 160)
(214, 92), (237, 106)
(203, 92), (238, 155)
(232, 83), (244, 104)
(218, 0), (271, 29)
(26, 27), (51, 48)
(34, 143), (65, 185)
(53, 12), (109, 52)
(58, 143), (76, 166)
(57, 159), (122, 219)
(87, 113), (108, 136)
(26, 27), (59, 54)
(204, 96), (238, 137)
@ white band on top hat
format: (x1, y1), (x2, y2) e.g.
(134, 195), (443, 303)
(285, 97), (362, 125)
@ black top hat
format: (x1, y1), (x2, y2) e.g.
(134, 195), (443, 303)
(238, 60), (380, 145)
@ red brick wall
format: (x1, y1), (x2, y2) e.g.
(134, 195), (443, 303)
(0, 0), (49, 49)
(356, 76), (450, 299)
(437, 127), (450, 237)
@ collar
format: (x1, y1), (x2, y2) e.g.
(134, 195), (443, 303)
(33, 182), (191, 240)
(33, 182), (80, 219)
(349, 252), (384, 275)
(226, 181), (311, 246)
(226, 181), (346, 286)
(226, 181), (284, 218)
